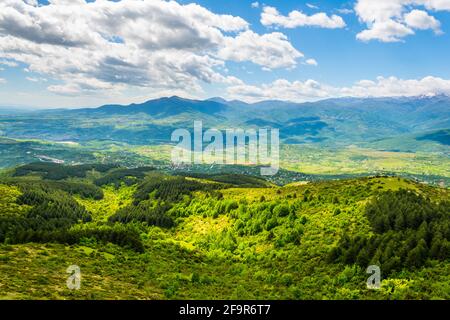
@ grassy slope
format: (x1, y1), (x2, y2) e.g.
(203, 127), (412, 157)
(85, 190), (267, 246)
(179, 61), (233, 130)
(281, 145), (450, 177)
(0, 177), (449, 300)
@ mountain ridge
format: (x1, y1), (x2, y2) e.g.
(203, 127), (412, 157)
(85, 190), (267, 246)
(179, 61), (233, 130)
(0, 95), (448, 149)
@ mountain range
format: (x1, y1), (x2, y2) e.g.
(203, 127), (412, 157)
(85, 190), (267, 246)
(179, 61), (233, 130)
(0, 95), (449, 149)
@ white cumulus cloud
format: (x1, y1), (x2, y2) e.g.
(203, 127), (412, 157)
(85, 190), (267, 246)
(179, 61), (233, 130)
(355, 0), (449, 42)
(404, 10), (442, 34)
(261, 6), (346, 29)
(0, 0), (304, 97)
(218, 31), (303, 70)
(357, 19), (414, 42)
(226, 76), (450, 103)
(227, 79), (336, 102)
(341, 76), (450, 98)
(305, 58), (318, 66)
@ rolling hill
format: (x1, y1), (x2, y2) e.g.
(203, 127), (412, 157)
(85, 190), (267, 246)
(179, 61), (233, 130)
(0, 163), (449, 299)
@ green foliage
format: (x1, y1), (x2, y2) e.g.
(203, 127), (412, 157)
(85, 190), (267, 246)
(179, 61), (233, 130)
(109, 202), (174, 228)
(13, 180), (104, 200)
(0, 167), (449, 300)
(0, 182), (143, 251)
(0, 184), (91, 244)
(176, 173), (270, 188)
(134, 176), (218, 203)
(14, 162), (118, 180)
(67, 224), (144, 252)
(17, 184), (92, 227)
(330, 190), (450, 275)
(94, 167), (156, 187)
(273, 203), (290, 217)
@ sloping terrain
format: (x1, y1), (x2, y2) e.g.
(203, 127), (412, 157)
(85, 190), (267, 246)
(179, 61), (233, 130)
(0, 164), (448, 300)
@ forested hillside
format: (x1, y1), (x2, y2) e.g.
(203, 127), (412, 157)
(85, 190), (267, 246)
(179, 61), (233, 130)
(0, 163), (449, 299)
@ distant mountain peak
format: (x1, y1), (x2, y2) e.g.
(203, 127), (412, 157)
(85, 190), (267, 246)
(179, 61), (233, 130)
(207, 97), (229, 104)
(166, 95), (192, 101)
(207, 97), (251, 107)
(84, 95), (229, 117)
(151, 95), (187, 103)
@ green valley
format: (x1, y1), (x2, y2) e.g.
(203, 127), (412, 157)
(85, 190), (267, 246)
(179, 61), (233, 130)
(0, 163), (448, 300)
(0, 96), (449, 300)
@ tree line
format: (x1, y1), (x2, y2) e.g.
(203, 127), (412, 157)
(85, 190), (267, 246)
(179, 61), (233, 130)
(14, 162), (119, 180)
(329, 190), (450, 275)
(133, 176), (220, 203)
(94, 167), (156, 188)
(0, 183), (143, 251)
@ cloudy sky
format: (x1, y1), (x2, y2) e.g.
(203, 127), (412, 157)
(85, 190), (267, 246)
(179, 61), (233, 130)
(1, 0), (450, 108)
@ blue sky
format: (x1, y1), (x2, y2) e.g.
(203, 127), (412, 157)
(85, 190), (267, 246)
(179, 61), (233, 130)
(186, 0), (450, 85)
(1, 0), (450, 108)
